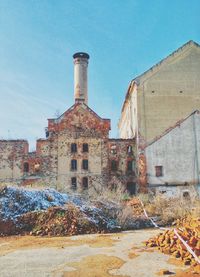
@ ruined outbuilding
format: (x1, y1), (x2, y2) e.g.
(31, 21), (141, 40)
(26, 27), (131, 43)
(0, 53), (137, 194)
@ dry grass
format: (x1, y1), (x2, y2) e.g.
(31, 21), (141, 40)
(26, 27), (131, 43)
(143, 194), (200, 225)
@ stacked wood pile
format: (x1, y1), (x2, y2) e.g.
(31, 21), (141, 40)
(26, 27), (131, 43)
(146, 217), (200, 273)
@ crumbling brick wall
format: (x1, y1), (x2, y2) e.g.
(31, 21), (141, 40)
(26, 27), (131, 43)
(0, 140), (28, 186)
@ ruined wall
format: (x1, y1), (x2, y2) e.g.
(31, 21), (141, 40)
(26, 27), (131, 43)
(107, 139), (137, 193)
(145, 111), (200, 185)
(0, 140), (28, 185)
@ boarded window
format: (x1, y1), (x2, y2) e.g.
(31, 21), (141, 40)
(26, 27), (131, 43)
(71, 177), (77, 190)
(71, 143), (77, 153)
(82, 159), (88, 170)
(83, 143), (88, 152)
(71, 160), (77, 171)
(111, 160), (117, 171)
(155, 166), (163, 177)
(23, 162), (29, 173)
(82, 177), (88, 190)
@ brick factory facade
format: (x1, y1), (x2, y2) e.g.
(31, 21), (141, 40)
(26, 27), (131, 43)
(0, 53), (137, 194)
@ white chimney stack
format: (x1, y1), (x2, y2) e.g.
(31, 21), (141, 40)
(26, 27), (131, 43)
(73, 52), (90, 105)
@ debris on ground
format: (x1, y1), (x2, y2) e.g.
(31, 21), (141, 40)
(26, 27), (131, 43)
(145, 217), (200, 274)
(126, 197), (144, 217)
(0, 186), (153, 236)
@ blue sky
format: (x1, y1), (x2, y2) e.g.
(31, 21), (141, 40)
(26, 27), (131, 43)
(0, 0), (199, 150)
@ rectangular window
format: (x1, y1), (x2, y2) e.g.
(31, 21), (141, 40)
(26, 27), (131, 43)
(127, 160), (133, 171)
(127, 145), (133, 154)
(155, 166), (163, 177)
(83, 143), (88, 152)
(110, 145), (117, 154)
(111, 160), (117, 171)
(23, 162), (29, 173)
(71, 143), (77, 153)
(126, 182), (136, 195)
(71, 159), (77, 171)
(82, 159), (88, 170)
(71, 177), (77, 190)
(82, 177), (88, 190)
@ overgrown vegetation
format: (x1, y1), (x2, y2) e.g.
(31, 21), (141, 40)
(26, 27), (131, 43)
(141, 193), (200, 226)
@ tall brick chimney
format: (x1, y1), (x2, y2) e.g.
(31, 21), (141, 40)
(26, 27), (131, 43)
(73, 52), (90, 105)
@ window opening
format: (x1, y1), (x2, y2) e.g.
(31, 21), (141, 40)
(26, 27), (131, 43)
(82, 159), (88, 170)
(71, 143), (77, 153)
(71, 160), (77, 171)
(82, 177), (88, 190)
(155, 166), (163, 177)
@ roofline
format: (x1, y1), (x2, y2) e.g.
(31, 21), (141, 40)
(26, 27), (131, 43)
(146, 110), (200, 148)
(48, 102), (110, 123)
(119, 80), (137, 121)
(132, 40), (200, 83)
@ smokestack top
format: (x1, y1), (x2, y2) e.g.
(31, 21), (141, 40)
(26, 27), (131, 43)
(73, 52), (90, 59)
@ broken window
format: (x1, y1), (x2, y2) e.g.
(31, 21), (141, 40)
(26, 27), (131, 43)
(127, 145), (133, 154)
(23, 162), (29, 173)
(34, 163), (40, 172)
(127, 160), (133, 172)
(155, 166), (163, 177)
(82, 177), (88, 190)
(71, 177), (77, 190)
(111, 160), (117, 171)
(71, 159), (77, 171)
(83, 143), (88, 152)
(110, 145), (117, 154)
(71, 143), (77, 153)
(82, 159), (88, 170)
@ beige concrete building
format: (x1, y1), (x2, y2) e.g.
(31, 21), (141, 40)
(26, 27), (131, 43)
(119, 40), (200, 145)
(0, 53), (137, 194)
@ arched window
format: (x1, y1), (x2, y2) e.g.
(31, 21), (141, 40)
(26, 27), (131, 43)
(23, 162), (29, 173)
(82, 177), (88, 190)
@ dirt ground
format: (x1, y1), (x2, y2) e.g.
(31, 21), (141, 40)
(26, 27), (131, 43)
(0, 229), (196, 277)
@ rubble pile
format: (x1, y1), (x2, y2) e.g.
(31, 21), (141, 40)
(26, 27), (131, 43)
(17, 204), (115, 236)
(0, 186), (121, 236)
(146, 217), (200, 272)
(0, 186), (154, 236)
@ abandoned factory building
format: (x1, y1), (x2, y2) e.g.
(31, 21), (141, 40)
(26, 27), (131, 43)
(119, 40), (200, 195)
(0, 53), (137, 194)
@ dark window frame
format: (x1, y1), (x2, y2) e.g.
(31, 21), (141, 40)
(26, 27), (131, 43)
(82, 177), (88, 190)
(82, 143), (89, 153)
(71, 177), (77, 190)
(155, 166), (163, 177)
(71, 159), (77, 171)
(71, 143), (77, 153)
(23, 162), (29, 173)
(82, 159), (88, 170)
(111, 160), (118, 171)
(127, 160), (133, 172)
